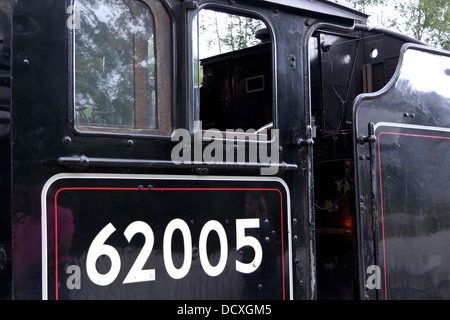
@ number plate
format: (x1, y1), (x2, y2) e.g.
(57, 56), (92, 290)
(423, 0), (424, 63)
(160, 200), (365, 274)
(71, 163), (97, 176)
(42, 174), (292, 300)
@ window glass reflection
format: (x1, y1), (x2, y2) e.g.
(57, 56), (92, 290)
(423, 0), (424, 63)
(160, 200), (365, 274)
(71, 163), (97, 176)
(74, 0), (156, 131)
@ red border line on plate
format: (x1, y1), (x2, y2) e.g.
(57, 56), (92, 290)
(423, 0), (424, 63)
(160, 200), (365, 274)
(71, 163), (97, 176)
(53, 187), (285, 300)
(377, 132), (450, 300)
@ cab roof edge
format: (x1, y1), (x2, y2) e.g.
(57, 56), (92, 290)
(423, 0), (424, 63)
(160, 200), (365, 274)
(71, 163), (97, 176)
(260, 0), (369, 23)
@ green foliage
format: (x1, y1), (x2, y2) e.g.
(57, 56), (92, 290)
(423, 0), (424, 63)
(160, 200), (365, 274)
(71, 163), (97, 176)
(391, 0), (450, 49)
(221, 14), (264, 51)
(349, 0), (385, 11)
(347, 0), (450, 50)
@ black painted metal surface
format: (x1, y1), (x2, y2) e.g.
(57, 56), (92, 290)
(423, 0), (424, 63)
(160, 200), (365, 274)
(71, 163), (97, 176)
(354, 45), (450, 299)
(1, 0), (449, 300)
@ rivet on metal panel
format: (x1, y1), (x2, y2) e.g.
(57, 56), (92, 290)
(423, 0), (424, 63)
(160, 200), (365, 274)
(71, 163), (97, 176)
(289, 55), (297, 69)
(192, 247), (199, 260)
(125, 139), (134, 148)
(194, 167), (209, 175)
(321, 41), (331, 52)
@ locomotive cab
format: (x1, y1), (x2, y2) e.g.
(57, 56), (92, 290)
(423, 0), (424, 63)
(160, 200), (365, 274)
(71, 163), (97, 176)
(0, 0), (450, 300)
(190, 2), (432, 299)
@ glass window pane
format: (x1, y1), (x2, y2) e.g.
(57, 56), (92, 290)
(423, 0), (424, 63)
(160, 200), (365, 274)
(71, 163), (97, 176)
(74, 0), (157, 131)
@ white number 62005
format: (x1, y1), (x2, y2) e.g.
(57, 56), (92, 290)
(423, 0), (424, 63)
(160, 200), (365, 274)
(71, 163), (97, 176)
(86, 218), (262, 286)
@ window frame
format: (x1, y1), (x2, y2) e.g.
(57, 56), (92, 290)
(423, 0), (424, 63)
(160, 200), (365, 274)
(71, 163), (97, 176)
(69, 0), (173, 138)
(189, 4), (277, 144)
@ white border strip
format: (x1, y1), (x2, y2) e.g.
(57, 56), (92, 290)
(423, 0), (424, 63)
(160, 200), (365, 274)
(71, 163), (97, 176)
(41, 173), (293, 300)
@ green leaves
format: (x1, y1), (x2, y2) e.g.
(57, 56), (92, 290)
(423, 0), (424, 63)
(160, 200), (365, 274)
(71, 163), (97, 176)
(393, 0), (450, 49)
(348, 0), (450, 50)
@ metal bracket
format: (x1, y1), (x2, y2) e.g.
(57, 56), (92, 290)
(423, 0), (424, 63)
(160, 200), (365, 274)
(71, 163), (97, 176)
(290, 125), (315, 149)
(296, 137), (314, 148)
(358, 122), (376, 145)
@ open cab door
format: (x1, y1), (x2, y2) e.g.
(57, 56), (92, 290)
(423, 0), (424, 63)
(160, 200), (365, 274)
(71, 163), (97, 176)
(353, 44), (450, 300)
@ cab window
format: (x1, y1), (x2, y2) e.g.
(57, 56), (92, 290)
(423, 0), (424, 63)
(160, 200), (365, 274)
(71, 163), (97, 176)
(73, 0), (172, 135)
(193, 9), (273, 133)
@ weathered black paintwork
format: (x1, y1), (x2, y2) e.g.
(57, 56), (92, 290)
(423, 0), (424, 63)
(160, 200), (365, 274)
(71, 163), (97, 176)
(0, 0), (10, 300)
(354, 45), (450, 299)
(0, 0), (449, 300)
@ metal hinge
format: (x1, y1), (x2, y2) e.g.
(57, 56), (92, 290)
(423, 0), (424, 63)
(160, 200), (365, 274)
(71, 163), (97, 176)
(358, 122), (382, 300)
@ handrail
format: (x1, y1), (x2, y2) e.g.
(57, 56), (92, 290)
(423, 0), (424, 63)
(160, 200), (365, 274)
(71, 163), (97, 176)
(57, 155), (298, 172)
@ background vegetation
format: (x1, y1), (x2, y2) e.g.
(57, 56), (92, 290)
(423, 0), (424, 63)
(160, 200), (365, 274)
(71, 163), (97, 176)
(347, 0), (450, 50)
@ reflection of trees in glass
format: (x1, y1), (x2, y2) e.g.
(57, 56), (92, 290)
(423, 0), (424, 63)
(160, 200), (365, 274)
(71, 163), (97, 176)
(75, 0), (156, 129)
